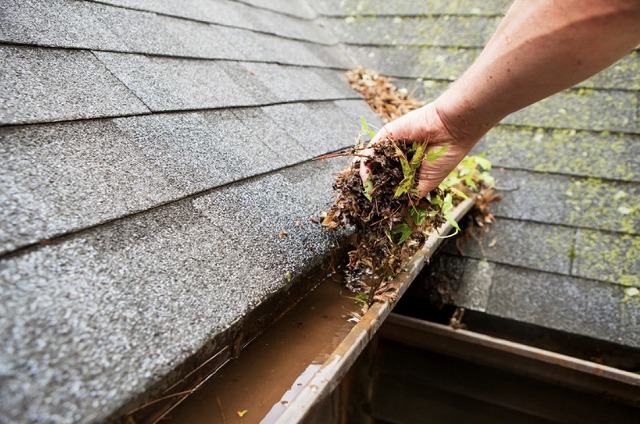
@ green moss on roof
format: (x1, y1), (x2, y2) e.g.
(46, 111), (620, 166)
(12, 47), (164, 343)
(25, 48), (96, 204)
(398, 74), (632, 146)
(573, 230), (639, 286)
(565, 177), (639, 235)
(335, 0), (512, 16)
(505, 89), (638, 132)
(583, 50), (640, 91)
(480, 126), (639, 182)
(415, 46), (477, 80)
(334, 16), (500, 47)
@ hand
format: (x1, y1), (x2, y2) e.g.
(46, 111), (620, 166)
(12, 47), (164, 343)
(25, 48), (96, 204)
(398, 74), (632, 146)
(359, 102), (480, 198)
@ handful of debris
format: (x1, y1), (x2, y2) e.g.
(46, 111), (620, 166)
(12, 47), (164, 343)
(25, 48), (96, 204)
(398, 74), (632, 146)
(319, 68), (497, 295)
(321, 137), (459, 282)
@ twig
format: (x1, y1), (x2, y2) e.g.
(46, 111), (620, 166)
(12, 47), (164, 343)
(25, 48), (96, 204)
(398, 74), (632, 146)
(216, 396), (226, 424)
(126, 389), (196, 415)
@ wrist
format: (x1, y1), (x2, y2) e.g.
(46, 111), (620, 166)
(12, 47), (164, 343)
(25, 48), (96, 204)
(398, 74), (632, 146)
(431, 96), (489, 149)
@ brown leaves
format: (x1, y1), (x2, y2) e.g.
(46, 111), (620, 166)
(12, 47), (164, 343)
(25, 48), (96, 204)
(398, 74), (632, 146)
(346, 67), (423, 123)
(321, 139), (444, 280)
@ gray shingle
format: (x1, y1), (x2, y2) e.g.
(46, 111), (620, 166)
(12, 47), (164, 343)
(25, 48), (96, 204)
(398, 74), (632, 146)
(306, 102), (367, 152)
(191, 158), (349, 274)
(238, 62), (350, 103)
(504, 89), (638, 133)
(242, 5), (334, 44)
(261, 102), (361, 157)
(96, 0), (335, 44)
(491, 170), (640, 235)
(311, 68), (360, 99)
(112, 110), (280, 193)
(231, 108), (310, 166)
(0, 158), (345, 423)
(475, 126), (640, 182)
(238, 0), (317, 20)
(444, 218), (575, 275)
(256, 100), (382, 159)
(219, 26), (326, 65)
(307, 42), (360, 69)
(0, 46), (148, 125)
(0, 0), (129, 50)
(312, 0), (512, 16)
(419, 254), (640, 348)
(334, 99), (384, 131)
(485, 259), (640, 348)
(1, 0), (336, 67)
(94, 52), (257, 111)
(322, 15), (501, 48)
(573, 230), (639, 286)
(0, 119), (178, 254)
(1, 0), (234, 58)
(218, 61), (280, 104)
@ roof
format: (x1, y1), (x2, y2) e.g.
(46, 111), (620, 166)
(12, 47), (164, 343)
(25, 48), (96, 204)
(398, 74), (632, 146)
(1, 0), (638, 422)
(0, 1), (381, 422)
(315, 0), (639, 346)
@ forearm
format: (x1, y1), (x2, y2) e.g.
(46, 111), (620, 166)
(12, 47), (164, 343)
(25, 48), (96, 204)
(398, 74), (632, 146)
(435, 0), (640, 142)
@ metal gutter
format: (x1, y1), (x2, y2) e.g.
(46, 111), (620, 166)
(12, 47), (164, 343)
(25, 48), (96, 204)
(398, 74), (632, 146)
(380, 313), (640, 407)
(270, 196), (477, 423)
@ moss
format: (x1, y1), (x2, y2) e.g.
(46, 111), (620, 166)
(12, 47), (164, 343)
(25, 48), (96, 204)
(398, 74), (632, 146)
(575, 87), (594, 96)
(565, 177), (639, 234)
(574, 231), (639, 286)
(568, 242), (576, 262)
(482, 126), (637, 182)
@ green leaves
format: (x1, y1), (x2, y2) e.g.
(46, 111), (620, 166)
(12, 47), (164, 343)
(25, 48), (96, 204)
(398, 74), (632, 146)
(360, 116), (376, 140)
(439, 152), (494, 196)
(425, 145), (447, 162)
(363, 177), (374, 201)
(391, 223), (412, 244)
(394, 143), (448, 198)
(410, 206), (438, 226)
(395, 143), (426, 197)
(441, 192), (460, 232)
(430, 191), (460, 233)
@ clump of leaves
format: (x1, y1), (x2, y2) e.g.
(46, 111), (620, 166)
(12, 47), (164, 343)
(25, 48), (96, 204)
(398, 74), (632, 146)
(325, 67), (497, 297)
(346, 67), (423, 123)
(320, 122), (495, 285)
(322, 140), (445, 280)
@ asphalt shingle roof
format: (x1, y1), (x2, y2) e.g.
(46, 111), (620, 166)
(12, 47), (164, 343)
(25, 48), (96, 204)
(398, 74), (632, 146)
(0, 1), (380, 421)
(320, 0), (639, 346)
(1, 0), (638, 422)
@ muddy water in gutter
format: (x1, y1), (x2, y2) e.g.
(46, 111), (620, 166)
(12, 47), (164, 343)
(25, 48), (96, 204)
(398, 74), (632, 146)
(164, 269), (359, 424)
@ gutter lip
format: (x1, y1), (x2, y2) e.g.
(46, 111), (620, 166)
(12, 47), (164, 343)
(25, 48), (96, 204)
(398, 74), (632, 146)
(272, 196), (477, 423)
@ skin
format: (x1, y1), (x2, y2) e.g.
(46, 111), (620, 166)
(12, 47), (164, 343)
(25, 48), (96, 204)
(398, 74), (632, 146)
(361, 0), (640, 197)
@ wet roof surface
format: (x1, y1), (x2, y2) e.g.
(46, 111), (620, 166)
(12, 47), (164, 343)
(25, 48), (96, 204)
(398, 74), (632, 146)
(1, 0), (638, 422)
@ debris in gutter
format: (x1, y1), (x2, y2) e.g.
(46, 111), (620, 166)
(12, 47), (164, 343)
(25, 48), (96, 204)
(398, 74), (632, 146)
(316, 68), (499, 311)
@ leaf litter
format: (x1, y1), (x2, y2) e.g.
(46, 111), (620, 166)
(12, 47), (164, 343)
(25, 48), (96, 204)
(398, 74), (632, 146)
(318, 68), (500, 318)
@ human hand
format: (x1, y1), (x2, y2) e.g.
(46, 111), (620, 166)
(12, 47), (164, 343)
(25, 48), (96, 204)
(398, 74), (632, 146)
(359, 102), (480, 198)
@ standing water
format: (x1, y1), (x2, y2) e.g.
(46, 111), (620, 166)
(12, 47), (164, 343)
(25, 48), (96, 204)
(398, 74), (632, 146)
(164, 269), (359, 423)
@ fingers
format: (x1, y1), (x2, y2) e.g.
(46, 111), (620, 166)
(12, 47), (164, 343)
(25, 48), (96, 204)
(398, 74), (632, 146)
(415, 178), (435, 199)
(358, 147), (374, 184)
(370, 125), (390, 145)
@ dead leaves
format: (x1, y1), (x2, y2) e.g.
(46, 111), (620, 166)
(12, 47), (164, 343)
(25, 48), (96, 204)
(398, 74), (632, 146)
(346, 67), (424, 122)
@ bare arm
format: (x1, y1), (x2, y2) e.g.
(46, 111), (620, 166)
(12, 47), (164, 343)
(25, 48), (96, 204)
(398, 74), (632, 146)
(366, 0), (640, 196)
